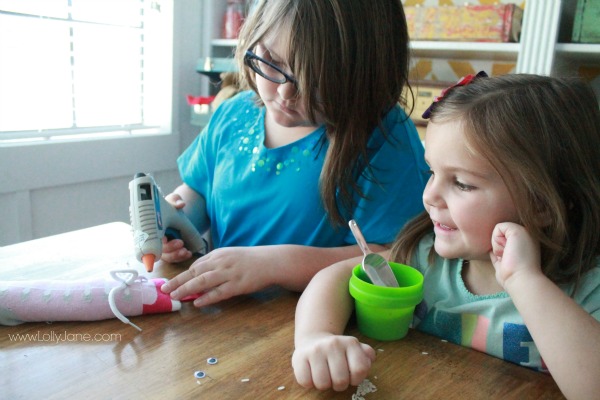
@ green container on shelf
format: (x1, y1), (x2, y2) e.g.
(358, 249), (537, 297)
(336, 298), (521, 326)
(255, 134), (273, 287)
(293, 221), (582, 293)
(572, 0), (600, 43)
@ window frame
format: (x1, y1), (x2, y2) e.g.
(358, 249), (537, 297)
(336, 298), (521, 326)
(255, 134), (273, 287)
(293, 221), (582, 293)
(0, 0), (190, 195)
(0, 2), (172, 142)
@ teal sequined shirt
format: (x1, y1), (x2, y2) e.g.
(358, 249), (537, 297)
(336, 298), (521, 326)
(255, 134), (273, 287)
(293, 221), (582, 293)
(178, 90), (428, 248)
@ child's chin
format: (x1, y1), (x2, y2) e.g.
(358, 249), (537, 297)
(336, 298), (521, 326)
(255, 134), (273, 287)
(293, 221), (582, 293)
(433, 243), (462, 260)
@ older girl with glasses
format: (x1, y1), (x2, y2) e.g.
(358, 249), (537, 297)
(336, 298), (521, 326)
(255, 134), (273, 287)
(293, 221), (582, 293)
(160, 0), (428, 308)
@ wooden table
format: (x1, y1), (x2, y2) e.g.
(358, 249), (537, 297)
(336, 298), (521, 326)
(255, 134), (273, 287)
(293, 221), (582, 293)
(0, 223), (565, 399)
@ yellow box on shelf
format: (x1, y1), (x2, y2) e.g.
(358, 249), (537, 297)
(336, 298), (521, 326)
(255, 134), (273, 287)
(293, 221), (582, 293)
(404, 4), (523, 43)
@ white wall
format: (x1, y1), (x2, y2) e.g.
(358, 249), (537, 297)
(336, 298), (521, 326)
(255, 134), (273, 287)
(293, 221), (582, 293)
(0, 0), (205, 246)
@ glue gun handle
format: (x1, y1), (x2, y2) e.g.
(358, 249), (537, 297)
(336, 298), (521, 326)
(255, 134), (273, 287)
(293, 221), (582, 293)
(158, 195), (208, 255)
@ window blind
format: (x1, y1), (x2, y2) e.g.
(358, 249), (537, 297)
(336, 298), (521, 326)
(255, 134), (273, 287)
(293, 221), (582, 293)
(0, 0), (172, 143)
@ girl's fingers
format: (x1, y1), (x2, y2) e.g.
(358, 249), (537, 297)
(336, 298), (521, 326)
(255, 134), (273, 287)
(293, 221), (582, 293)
(308, 353), (334, 391)
(292, 356), (316, 389)
(346, 344), (375, 387)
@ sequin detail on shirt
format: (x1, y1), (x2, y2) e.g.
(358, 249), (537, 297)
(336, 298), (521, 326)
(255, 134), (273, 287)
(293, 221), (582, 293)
(233, 107), (322, 176)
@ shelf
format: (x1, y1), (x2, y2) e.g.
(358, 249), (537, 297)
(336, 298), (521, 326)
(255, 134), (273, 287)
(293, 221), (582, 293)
(196, 57), (238, 80)
(410, 41), (520, 61)
(555, 43), (600, 64)
(199, 0), (597, 90)
(210, 38), (521, 62)
(211, 38), (238, 47)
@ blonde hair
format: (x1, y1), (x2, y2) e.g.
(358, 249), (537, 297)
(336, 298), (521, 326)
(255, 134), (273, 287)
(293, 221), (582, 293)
(235, 0), (412, 225)
(391, 74), (600, 286)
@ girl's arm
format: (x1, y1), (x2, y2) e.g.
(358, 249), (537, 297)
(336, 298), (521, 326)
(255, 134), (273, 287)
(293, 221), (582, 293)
(491, 222), (600, 400)
(167, 183), (205, 222)
(161, 241), (389, 307)
(292, 254), (388, 391)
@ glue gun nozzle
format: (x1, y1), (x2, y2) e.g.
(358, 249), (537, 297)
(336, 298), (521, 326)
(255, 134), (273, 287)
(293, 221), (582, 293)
(142, 254), (155, 273)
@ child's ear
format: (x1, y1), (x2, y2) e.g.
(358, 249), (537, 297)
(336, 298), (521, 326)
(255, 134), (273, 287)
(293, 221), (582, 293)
(532, 209), (552, 227)
(531, 201), (565, 228)
(523, 191), (554, 228)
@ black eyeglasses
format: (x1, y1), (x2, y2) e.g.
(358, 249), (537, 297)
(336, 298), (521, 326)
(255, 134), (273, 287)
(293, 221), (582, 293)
(244, 50), (297, 86)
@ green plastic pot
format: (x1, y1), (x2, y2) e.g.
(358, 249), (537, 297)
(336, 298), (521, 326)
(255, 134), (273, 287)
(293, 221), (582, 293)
(349, 262), (424, 341)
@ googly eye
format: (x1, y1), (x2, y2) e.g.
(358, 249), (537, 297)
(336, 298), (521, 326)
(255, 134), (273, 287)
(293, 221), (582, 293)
(194, 370), (206, 379)
(207, 357), (218, 365)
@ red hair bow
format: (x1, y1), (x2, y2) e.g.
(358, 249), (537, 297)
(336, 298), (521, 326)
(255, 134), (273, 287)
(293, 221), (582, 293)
(421, 71), (488, 119)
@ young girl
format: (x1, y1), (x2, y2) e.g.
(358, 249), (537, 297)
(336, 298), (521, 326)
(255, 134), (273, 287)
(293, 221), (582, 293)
(160, 0), (428, 307)
(292, 73), (600, 399)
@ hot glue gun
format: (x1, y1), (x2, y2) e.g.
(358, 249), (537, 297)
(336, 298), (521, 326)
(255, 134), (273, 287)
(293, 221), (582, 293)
(129, 173), (208, 272)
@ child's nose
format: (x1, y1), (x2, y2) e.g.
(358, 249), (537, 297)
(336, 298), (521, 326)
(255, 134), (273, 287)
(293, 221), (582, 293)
(277, 81), (297, 100)
(422, 178), (443, 208)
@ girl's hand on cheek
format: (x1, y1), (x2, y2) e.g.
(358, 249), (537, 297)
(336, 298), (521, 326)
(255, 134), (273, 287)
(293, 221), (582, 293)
(490, 222), (542, 289)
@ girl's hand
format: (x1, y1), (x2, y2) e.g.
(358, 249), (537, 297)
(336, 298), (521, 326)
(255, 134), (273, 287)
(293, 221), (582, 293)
(489, 222), (543, 288)
(160, 237), (193, 263)
(160, 192), (193, 263)
(160, 246), (277, 307)
(164, 192), (186, 209)
(292, 334), (376, 392)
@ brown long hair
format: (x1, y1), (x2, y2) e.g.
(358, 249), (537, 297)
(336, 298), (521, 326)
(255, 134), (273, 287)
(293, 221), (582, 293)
(235, 0), (412, 225)
(391, 74), (600, 286)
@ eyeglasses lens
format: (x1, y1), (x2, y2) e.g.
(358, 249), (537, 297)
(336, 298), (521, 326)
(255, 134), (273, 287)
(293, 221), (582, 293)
(250, 57), (286, 84)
